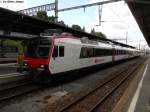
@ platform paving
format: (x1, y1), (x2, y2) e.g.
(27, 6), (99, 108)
(128, 59), (150, 112)
(134, 63), (150, 112)
(0, 63), (17, 75)
(0, 57), (16, 63)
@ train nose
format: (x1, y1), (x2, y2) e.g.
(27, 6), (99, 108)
(22, 61), (38, 71)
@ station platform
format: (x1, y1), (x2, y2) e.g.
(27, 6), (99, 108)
(127, 58), (150, 112)
(0, 72), (26, 85)
(0, 57), (16, 64)
(0, 62), (17, 75)
(111, 57), (150, 112)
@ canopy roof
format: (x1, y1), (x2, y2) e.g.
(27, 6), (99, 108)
(0, 7), (135, 48)
(127, 1), (150, 46)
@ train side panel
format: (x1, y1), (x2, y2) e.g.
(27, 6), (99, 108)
(49, 38), (81, 74)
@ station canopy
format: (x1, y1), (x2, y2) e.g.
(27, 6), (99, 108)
(0, 7), (134, 48)
(127, 0), (150, 46)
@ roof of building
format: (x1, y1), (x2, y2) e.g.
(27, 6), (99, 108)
(0, 7), (135, 48)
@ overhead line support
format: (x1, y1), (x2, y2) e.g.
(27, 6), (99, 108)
(55, 0), (58, 22)
(58, 0), (123, 12)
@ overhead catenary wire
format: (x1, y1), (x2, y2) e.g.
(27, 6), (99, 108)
(106, 4), (129, 28)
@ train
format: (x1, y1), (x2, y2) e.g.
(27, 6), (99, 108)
(22, 29), (140, 82)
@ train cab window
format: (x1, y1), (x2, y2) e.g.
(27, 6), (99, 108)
(59, 46), (64, 57)
(52, 46), (58, 57)
(38, 45), (50, 58)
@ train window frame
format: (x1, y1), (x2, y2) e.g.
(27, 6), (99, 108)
(59, 46), (64, 57)
(52, 45), (58, 58)
(80, 47), (86, 58)
(80, 47), (94, 58)
(87, 47), (94, 57)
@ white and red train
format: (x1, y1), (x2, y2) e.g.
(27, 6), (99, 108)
(22, 31), (140, 82)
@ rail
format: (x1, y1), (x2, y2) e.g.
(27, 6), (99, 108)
(59, 59), (143, 112)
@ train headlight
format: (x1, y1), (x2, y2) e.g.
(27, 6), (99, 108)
(38, 65), (49, 71)
(23, 62), (27, 66)
(40, 65), (44, 68)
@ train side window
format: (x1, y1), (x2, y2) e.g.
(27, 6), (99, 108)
(94, 48), (103, 57)
(120, 50), (122, 55)
(94, 48), (99, 57)
(103, 49), (107, 56)
(87, 48), (94, 57)
(80, 47), (88, 58)
(119, 50), (121, 55)
(52, 46), (58, 57)
(106, 49), (109, 56)
(117, 50), (119, 55)
(110, 49), (112, 55)
(59, 46), (64, 57)
(108, 49), (111, 56)
(80, 47), (83, 58)
(123, 50), (125, 54)
(93, 48), (96, 57)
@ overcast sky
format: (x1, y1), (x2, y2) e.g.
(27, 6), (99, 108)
(0, 0), (149, 49)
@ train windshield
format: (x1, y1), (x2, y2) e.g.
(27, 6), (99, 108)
(26, 37), (51, 58)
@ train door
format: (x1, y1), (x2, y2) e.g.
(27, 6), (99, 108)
(50, 45), (65, 74)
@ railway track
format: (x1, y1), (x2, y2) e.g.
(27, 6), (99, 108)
(0, 80), (41, 102)
(0, 58), (145, 112)
(59, 59), (143, 112)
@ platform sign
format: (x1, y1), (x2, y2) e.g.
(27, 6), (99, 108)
(18, 3), (55, 16)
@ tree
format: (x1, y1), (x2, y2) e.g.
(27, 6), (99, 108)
(58, 20), (66, 26)
(72, 24), (82, 31)
(91, 28), (106, 39)
(36, 11), (48, 21)
(36, 11), (55, 22)
(91, 28), (95, 34)
(95, 32), (107, 39)
(82, 26), (85, 32)
(36, 11), (65, 24)
(48, 16), (55, 22)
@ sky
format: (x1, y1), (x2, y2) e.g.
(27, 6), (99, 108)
(0, 0), (149, 50)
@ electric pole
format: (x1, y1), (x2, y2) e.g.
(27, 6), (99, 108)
(98, 5), (103, 26)
(55, 0), (58, 22)
(126, 32), (128, 44)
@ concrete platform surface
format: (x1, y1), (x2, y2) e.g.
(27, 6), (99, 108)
(0, 63), (17, 75)
(0, 57), (16, 62)
(134, 63), (150, 112)
(128, 59), (150, 112)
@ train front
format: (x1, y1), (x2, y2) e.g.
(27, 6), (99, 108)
(22, 36), (52, 81)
